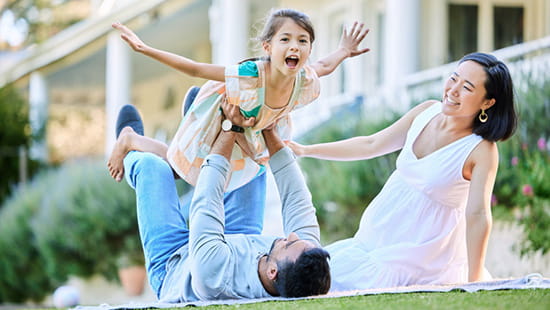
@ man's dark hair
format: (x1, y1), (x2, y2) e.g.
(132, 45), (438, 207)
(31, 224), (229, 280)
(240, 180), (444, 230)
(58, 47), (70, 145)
(274, 248), (331, 297)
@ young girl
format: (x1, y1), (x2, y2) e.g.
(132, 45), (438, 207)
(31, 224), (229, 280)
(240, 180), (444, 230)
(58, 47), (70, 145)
(108, 9), (369, 193)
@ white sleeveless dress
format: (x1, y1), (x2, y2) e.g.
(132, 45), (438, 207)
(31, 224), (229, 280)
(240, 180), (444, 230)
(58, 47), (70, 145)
(326, 102), (483, 292)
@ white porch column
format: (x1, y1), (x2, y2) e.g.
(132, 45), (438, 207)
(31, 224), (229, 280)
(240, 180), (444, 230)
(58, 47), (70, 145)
(29, 72), (49, 162)
(382, 0), (420, 110)
(348, 0), (365, 95)
(209, 0), (250, 65)
(478, 1), (494, 52)
(424, 0), (447, 68)
(105, 31), (131, 158)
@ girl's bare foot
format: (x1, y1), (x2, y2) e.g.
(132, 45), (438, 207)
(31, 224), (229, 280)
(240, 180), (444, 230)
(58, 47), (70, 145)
(107, 126), (136, 182)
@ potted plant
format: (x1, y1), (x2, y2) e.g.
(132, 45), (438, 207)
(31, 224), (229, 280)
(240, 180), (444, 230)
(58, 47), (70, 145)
(117, 237), (146, 296)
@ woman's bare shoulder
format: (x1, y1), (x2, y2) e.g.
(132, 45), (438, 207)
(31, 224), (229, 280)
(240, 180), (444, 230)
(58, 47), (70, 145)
(405, 99), (440, 119)
(470, 139), (499, 169)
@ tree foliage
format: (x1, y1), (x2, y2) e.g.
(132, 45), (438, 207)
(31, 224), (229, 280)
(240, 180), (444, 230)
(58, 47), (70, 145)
(0, 84), (36, 208)
(1, 0), (86, 48)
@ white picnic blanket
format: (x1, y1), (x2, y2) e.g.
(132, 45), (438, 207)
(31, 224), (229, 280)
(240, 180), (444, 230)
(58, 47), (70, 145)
(73, 273), (550, 309)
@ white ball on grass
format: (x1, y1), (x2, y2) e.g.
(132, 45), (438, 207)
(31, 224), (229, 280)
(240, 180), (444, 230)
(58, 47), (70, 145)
(53, 285), (80, 308)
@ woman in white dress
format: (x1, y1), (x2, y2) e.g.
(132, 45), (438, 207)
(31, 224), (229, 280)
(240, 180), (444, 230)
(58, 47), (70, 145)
(288, 52), (518, 291)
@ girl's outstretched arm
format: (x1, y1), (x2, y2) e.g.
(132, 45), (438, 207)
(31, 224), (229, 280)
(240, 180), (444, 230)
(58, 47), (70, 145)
(310, 21), (370, 77)
(112, 22), (225, 81)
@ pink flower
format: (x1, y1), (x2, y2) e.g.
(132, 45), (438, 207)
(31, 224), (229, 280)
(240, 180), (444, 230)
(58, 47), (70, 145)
(522, 184), (534, 197)
(491, 194), (498, 206)
(537, 138), (546, 151)
(511, 156), (519, 166)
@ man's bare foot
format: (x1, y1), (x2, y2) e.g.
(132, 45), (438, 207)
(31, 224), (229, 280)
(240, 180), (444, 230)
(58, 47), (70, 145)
(107, 126), (136, 182)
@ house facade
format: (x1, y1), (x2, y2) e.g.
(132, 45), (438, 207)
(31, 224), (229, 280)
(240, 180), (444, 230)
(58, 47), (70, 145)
(1, 0), (549, 162)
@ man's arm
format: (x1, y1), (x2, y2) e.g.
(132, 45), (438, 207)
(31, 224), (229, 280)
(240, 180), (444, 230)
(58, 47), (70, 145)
(263, 127), (321, 246)
(263, 124), (285, 156)
(187, 126), (239, 298)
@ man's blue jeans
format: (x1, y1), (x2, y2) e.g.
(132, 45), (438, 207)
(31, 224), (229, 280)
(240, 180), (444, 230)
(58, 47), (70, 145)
(123, 151), (266, 296)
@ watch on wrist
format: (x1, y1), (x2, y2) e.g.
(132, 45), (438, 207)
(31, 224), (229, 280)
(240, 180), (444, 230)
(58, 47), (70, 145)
(222, 119), (245, 133)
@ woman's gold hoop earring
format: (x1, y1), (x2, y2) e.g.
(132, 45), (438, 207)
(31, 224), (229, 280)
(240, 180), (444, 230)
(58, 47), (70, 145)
(479, 109), (488, 123)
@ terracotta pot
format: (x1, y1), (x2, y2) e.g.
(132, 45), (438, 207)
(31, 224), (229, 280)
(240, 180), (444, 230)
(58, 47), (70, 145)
(118, 265), (146, 296)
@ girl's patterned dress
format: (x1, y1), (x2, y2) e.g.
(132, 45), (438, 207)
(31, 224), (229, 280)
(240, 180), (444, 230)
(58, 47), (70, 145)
(167, 60), (320, 192)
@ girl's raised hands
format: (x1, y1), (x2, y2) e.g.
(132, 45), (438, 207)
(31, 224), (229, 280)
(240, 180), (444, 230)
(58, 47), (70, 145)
(311, 21), (370, 77)
(112, 22), (147, 53)
(339, 22), (370, 58)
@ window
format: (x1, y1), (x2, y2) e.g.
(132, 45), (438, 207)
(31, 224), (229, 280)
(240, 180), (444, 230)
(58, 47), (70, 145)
(448, 4), (478, 62)
(493, 6), (524, 50)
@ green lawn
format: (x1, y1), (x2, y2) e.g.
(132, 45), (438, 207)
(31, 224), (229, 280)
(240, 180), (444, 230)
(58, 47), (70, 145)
(12, 289), (548, 310)
(200, 289), (549, 310)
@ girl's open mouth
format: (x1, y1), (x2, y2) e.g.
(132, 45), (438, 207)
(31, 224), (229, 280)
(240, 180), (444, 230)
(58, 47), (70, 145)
(285, 56), (299, 68)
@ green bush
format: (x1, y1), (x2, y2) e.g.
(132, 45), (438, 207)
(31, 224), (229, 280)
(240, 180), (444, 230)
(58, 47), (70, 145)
(494, 137), (550, 255)
(0, 159), (141, 303)
(491, 61), (550, 255)
(0, 84), (41, 209)
(31, 160), (141, 283)
(0, 170), (55, 302)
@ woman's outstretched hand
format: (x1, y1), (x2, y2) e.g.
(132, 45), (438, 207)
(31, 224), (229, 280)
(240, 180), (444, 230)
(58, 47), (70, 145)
(112, 22), (147, 53)
(285, 140), (306, 157)
(339, 21), (370, 58)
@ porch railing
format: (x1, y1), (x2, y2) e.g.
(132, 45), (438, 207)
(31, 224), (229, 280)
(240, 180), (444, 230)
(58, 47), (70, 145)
(292, 35), (550, 138)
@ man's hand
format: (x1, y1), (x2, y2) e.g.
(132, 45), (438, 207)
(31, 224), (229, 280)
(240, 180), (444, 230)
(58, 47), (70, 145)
(219, 101), (256, 159)
(338, 21), (370, 58)
(220, 101), (256, 128)
(112, 22), (148, 53)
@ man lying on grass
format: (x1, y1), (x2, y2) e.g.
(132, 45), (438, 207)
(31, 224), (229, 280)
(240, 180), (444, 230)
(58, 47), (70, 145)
(113, 102), (330, 302)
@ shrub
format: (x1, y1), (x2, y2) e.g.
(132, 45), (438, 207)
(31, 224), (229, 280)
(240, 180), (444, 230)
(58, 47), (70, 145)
(0, 84), (41, 209)
(0, 159), (141, 302)
(0, 170), (55, 302)
(495, 137), (550, 255)
(31, 160), (141, 284)
(491, 60), (550, 255)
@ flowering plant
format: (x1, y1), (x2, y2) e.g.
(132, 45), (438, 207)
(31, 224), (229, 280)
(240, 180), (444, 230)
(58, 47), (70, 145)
(503, 138), (550, 255)
(492, 60), (550, 255)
